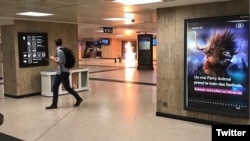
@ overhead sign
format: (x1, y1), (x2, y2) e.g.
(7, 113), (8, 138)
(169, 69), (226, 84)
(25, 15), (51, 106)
(103, 27), (113, 33)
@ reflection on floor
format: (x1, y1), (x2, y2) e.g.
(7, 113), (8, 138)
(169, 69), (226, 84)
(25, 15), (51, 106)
(0, 59), (211, 141)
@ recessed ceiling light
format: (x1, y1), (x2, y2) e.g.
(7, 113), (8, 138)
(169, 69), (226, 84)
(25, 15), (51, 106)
(96, 30), (103, 32)
(16, 12), (54, 17)
(114, 0), (162, 5)
(103, 18), (127, 21)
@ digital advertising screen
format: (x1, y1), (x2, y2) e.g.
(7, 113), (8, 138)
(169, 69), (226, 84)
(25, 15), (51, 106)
(153, 38), (157, 46)
(137, 34), (153, 67)
(184, 14), (250, 118)
(138, 34), (152, 50)
(101, 38), (110, 45)
(18, 32), (49, 68)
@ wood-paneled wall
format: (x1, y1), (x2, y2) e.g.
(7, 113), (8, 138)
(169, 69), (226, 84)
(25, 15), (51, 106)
(101, 38), (122, 58)
(2, 20), (78, 97)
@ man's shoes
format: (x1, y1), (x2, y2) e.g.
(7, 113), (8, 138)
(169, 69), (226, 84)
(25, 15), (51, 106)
(45, 105), (57, 110)
(74, 98), (82, 107)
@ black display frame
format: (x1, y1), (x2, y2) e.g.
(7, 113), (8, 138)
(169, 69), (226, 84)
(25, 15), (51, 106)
(184, 14), (250, 118)
(137, 34), (154, 70)
(18, 32), (49, 68)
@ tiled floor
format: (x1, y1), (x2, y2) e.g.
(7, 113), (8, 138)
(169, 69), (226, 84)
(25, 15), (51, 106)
(0, 58), (211, 141)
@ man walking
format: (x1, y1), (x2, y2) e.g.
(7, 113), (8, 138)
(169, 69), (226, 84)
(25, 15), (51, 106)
(46, 38), (82, 109)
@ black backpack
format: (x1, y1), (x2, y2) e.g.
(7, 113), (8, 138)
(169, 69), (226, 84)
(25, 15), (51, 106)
(60, 47), (76, 68)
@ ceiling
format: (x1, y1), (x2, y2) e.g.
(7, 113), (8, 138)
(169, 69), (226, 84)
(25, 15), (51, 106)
(0, 0), (230, 41)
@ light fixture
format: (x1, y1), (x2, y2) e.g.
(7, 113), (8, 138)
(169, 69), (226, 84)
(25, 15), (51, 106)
(124, 13), (134, 24)
(113, 0), (162, 5)
(103, 17), (134, 24)
(103, 18), (126, 21)
(104, 13), (135, 24)
(124, 29), (133, 36)
(16, 12), (54, 17)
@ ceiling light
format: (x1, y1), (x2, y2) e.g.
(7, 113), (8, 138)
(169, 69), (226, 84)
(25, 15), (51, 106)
(114, 0), (162, 5)
(103, 17), (135, 24)
(95, 30), (103, 32)
(104, 12), (134, 22)
(124, 13), (134, 24)
(16, 12), (54, 17)
(124, 29), (133, 35)
(103, 18), (126, 21)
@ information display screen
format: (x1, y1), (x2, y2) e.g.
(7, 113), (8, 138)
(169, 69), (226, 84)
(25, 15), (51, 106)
(184, 15), (250, 118)
(101, 38), (110, 45)
(18, 32), (49, 68)
(138, 35), (151, 50)
(153, 38), (157, 46)
(137, 34), (153, 65)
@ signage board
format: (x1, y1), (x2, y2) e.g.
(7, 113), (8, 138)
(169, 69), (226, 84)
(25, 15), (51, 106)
(18, 32), (49, 68)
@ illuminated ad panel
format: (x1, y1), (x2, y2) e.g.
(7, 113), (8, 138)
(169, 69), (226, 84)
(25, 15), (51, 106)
(184, 15), (250, 118)
(138, 35), (151, 50)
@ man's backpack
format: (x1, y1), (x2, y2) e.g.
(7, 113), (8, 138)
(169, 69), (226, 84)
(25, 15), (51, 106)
(60, 47), (76, 68)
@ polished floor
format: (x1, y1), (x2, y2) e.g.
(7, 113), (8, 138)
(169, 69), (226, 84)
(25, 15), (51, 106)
(0, 58), (211, 141)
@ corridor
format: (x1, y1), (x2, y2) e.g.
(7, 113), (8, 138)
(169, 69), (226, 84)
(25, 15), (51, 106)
(0, 58), (211, 141)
